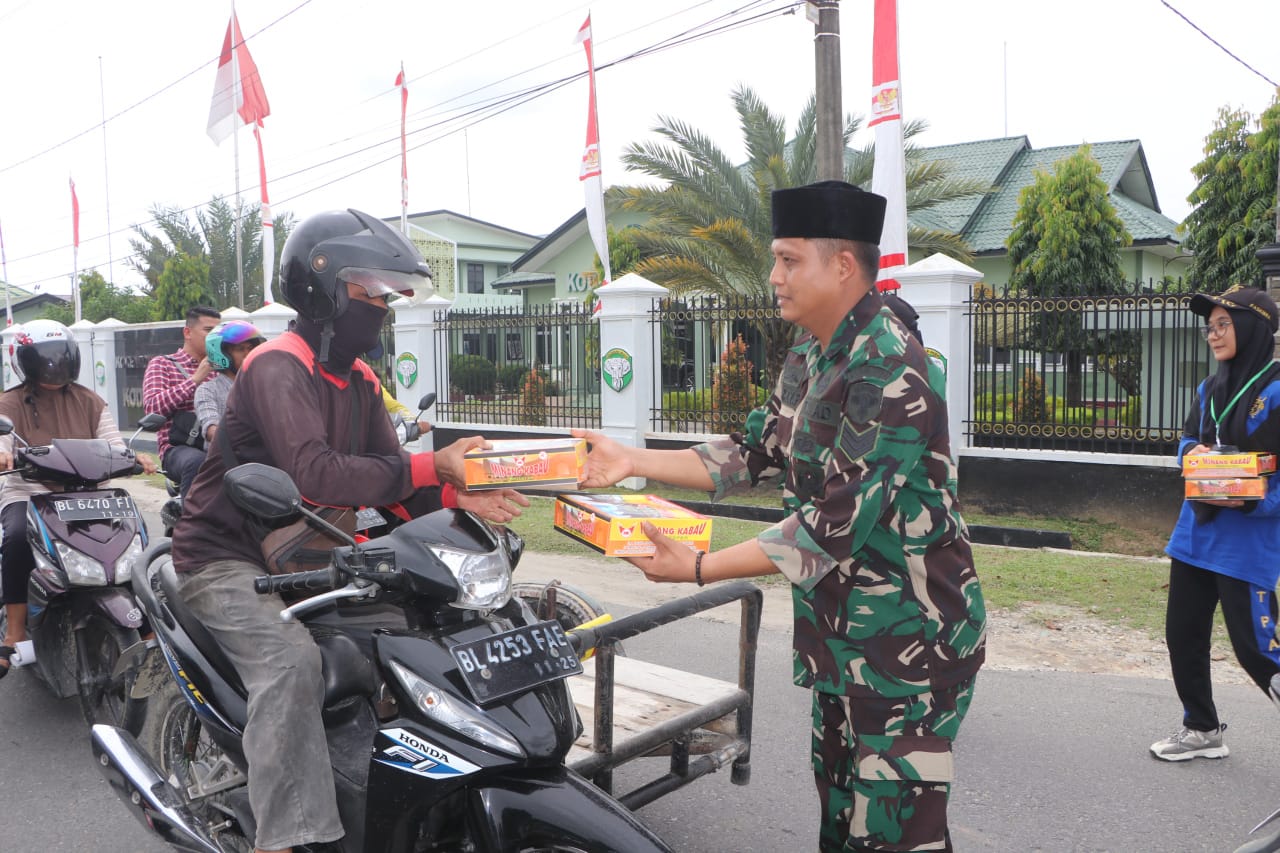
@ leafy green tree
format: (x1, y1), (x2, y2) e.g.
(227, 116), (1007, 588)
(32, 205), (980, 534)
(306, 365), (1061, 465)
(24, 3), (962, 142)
(1182, 100), (1280, 290)
(1006, 144), (1134, 404)
(128, 198), (294, 310)
(41, 270), (155, 324)
(611, 85), (988, 386)
(151, 252), (212, 321)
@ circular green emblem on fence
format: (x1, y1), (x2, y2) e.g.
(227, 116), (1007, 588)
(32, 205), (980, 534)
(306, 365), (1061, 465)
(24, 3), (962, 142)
(395, 352), (419, 389)
(602, 347), (633, 392)
(95, 360), (106, 386)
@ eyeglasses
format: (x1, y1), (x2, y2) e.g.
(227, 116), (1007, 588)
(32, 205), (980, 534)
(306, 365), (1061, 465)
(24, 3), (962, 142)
(1200, 320), (1233, 339)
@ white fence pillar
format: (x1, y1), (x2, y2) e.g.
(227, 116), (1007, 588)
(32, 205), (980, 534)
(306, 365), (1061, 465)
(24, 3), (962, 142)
(69, 319), (96, 389)
(391, 294), (451, 451)
(896, 253), (980, 459)
(249, 301), (297, 340)
(597, 273), (668, 489)
(91, 319), (125, 426)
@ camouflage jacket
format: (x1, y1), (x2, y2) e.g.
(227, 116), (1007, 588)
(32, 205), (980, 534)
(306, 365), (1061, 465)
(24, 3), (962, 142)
(692, 290), (986, 698)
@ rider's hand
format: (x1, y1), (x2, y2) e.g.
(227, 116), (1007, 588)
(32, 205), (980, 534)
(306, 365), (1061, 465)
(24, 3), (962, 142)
(136, 453), (158, 475)
(191, 357), (214, 384)
(623, 523), (700, 584)
(432, 435), (489, 487)
(416, 419), (433, 434)
(0, 451), (12, 471)
(456, 488), (530, 525)
(571, 428), (634, 488)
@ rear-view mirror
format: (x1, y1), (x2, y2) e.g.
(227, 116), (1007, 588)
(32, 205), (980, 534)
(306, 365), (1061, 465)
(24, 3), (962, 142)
(223, 463), (302, 522)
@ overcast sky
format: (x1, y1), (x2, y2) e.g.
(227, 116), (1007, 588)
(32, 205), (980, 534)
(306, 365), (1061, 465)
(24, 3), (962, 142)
(0, 0), (1276, 299)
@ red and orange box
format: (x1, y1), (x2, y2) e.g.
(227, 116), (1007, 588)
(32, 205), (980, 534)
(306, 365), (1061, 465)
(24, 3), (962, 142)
(1185, 478), (1269, 501)
(553, 493), (713, 557)
(1182, 452), (1276, 479)
(463, 438), (586, 491)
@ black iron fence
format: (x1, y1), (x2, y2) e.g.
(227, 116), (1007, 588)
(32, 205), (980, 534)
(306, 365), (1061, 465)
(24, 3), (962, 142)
(433, 302), (601, 429)
(648, 295), (782, 434)
(968, 289), (1212, 455)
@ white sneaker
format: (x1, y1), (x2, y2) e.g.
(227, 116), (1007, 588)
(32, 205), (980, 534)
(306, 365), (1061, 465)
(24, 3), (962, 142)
(1150, 724), (1229, 761)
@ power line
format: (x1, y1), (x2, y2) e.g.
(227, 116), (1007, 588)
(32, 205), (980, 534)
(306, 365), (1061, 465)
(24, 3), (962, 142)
(1160, 0), (1277, 88)
(10, 1), (802, 288)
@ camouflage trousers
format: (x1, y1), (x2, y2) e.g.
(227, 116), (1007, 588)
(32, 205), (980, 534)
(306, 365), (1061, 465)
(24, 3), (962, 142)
(811, 677), (976, 853)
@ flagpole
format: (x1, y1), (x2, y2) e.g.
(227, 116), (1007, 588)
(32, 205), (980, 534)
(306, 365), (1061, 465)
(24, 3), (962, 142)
(231, 4), (245, 309)
(98, 56), (114, 286)
(398, 62), (408, 236)
(870, 0), (908, 292)
(576, 14), (611, 305)
(0, 218), (11, 326)
(70, 178), (81, 323)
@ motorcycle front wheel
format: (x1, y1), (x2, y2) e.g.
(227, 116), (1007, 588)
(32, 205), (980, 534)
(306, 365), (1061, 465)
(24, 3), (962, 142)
(76, 617), (146, 734)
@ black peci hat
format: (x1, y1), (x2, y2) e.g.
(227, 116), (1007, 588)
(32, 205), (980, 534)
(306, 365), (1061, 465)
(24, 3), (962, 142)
(771, 180), (887, 244)
(1189, 284), (1279, 332)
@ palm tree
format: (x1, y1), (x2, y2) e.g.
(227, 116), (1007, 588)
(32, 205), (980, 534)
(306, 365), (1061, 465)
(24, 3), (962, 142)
(611, 84), (989, 385)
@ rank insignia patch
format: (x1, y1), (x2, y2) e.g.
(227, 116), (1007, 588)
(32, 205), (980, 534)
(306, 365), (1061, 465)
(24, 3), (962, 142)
(844, 381), (883, 424)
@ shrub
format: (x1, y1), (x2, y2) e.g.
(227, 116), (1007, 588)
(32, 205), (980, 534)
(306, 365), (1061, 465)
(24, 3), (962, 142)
(1016, 372), (1049, 422)
(518, 364), (548, 426)
(497, 363), (528, 393)
(1119, 395), (1142, 427)
(711, 335), (754, 431)
(450, 354), (497, 396)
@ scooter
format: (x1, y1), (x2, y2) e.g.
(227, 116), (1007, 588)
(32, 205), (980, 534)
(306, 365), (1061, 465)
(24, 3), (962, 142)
(91, 462), (673, 852)
(0, 411), (160, 734)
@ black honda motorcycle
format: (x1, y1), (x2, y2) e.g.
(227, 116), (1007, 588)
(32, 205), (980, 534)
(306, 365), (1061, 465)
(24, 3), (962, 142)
(91, 462), (672, 852)
(0, 412), (158, 733)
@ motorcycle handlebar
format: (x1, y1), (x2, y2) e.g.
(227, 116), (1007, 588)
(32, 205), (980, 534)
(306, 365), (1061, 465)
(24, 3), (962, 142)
(253, 568), (338, 596)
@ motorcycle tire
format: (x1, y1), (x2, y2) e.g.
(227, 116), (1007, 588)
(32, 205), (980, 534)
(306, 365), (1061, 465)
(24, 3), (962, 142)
(76, 617), (146, 735)
(511, 581), (624, 657)
(140, 679), (252, 851)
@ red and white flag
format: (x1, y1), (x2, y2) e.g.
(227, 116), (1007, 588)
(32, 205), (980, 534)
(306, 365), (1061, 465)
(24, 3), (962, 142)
(396, 64), (409, 234)
(253, 125), (274, 304)
(70, 178), (81, 321)
(576, 15), (610, 315)
(207, 12), (270, 145)
(870, 0), (907, 292)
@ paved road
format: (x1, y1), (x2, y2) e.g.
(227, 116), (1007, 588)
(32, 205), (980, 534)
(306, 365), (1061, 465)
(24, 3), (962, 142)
(4, 487), (1276, 851)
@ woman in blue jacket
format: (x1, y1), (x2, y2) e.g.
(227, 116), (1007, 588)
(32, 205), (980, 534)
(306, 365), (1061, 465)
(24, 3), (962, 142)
(1153, 285), (1280, 761)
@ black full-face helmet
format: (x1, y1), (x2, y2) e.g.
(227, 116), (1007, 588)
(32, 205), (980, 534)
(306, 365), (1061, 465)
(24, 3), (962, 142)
(11, 320), (81, 386)
(279, 209), (433, 323)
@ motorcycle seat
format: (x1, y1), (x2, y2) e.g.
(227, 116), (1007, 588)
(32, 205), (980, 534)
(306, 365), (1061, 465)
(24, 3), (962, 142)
(157, 558), (248, 695)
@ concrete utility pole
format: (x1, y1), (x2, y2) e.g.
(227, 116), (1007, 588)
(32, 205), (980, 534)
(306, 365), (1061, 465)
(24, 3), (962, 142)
(813, 0), (843, 182)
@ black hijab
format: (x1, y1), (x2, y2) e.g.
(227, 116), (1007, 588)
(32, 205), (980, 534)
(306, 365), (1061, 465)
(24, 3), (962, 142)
(1200, 307), (1280, 451)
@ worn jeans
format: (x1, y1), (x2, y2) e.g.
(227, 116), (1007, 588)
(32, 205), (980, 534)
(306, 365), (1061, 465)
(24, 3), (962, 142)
(163, 444), (206, 499)
(178, 559), (344, 850)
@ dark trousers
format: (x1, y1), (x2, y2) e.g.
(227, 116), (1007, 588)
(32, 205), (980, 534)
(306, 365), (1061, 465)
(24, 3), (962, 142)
(1166, 557), (1280, 731)
(0, 502), (33, 605)
(164, 445), (206, 499)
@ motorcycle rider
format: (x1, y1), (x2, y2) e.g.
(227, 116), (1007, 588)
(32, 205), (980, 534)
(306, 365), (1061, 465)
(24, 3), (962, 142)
(142, 305), (220, 497)
(0, 321), (157, 677)
(170, 209), (528, 853)
(194, 319), (265, 446)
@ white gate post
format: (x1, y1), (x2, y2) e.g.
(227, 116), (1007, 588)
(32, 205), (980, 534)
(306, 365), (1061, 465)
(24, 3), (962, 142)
(596, 273), (668, 490)
(92, 319), (126, 427)
(249, 301), (297, 340)
(391, 294), (452, 451)
(69, 319), (96, 389)
(896, 253), (980, 459)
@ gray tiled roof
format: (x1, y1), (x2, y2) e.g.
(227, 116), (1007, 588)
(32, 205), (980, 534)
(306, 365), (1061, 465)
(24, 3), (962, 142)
(910, 137), (1179, 254)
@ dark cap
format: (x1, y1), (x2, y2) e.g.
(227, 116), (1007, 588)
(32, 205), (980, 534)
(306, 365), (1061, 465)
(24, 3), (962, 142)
(1189, 284), (1279, 332)
(771, 180), (887, 244)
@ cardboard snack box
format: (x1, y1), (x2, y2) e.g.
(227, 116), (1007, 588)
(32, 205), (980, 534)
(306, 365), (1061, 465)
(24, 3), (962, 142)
(463, 439), (586, 491)
(1182, 452), (1277, 480)
(1185, 478), (1269, 501)
(553, 493), (713, 557)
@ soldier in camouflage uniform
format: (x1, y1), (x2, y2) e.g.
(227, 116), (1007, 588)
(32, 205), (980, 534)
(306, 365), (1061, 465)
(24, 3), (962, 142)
(574, 180), (985, 852)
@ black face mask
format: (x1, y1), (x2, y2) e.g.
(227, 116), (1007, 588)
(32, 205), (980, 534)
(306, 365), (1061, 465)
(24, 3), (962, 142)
(296, 299), (388, 374)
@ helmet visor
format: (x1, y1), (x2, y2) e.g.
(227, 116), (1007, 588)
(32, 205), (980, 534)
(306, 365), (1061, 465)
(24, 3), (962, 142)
(340, 267), (433, 305)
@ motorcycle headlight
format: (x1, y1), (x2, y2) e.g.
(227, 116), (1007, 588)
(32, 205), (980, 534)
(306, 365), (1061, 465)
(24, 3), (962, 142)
(431, 546), (512, 611)
(114, 534), (144, 584)
(388, 660), (524, 758)
(54, 541), (108, 586)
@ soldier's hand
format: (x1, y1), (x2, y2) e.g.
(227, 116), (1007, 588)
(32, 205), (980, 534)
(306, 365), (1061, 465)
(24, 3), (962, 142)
(623, 523), (700, 584)
(456, 488), (530, 525)
(432, 434), (488, 488)
(571, 428), (634, 488)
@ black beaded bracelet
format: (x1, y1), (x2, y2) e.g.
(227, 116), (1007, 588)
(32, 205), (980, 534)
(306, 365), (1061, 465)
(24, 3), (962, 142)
(694, 550), (706, 587)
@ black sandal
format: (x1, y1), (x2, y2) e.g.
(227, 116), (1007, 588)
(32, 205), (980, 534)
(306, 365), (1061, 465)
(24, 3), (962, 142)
(0, 645), (13, 680)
